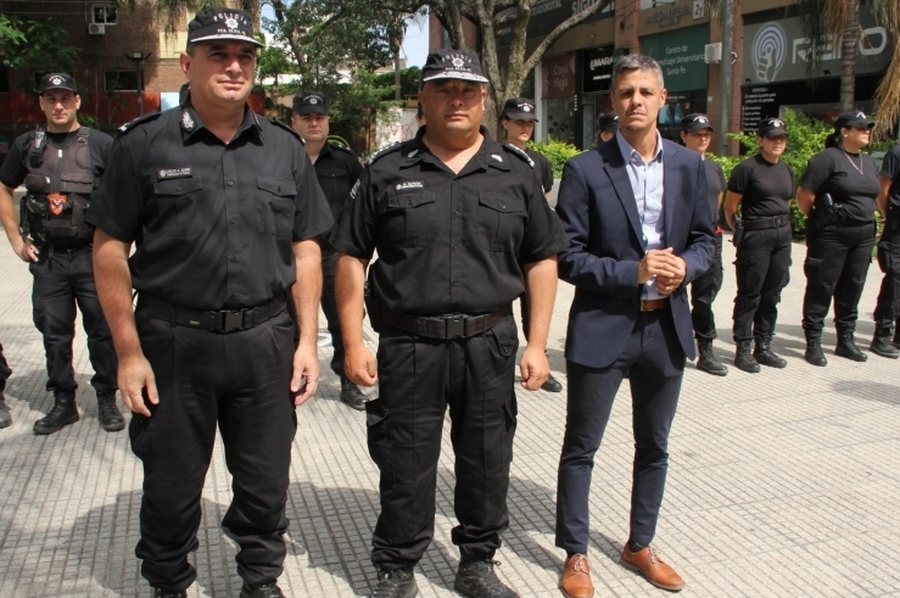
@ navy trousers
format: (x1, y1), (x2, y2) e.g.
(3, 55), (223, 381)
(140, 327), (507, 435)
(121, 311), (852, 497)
(556, 310), (684, 553)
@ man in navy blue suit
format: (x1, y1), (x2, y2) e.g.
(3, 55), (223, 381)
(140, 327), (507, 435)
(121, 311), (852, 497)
(554, 54), (714, 597)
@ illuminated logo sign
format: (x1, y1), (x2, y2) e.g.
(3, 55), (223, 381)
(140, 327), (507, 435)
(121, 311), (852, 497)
(752, 23), (787, 82)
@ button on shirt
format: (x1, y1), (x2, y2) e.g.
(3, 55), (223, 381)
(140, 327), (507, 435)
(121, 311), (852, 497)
(615, 131), (665, 300)
(86, 106), (333, 310)
(331, 126), (568, 316)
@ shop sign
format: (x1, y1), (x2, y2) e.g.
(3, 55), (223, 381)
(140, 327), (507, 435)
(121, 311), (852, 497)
(742, 7), (892, 84)
(640, 24), (708, 93)
(583, 45), (615, 93)
(543, 54), (576, 98)
(496, 0), (613, 46)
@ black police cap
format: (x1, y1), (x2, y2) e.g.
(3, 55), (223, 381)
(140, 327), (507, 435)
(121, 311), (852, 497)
(501, 97), (538, 122)
(597, 112), (619, 133)
(421, 49), (488, 85)
(187, 6), (263, 49)
(39, 73), (77, 95)
(681, 113), (713, 133)
(757, 117), (788, 138)
(293, 91), (329, 115)
(833, 110), (874, 130)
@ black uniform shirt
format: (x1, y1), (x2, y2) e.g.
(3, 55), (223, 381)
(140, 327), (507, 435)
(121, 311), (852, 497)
(880, 144), (900, 244)
(701, 158), (726, 226)
(0, 128), (112, 189)
(524, 147), (554, 194)
(331, 125), (568, 316)
(728, 154), (795, 218)
(313, 141), (363, 248)
(86, 105), (333, 310)
(800, 146), (880, 223)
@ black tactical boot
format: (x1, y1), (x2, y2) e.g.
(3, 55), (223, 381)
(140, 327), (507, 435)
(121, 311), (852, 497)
(804, 336), (827, 366)
(733, 340), (760, 373)
(835, 331), (867, 362)
(893, 323), (900, 350)
(454, 560), (519, 598)
(33, 391), (79, 435)
(370, 568), (418, 598)
(340, 377), (368, 411)
(0, 392), (11, 428)
(870, 328), (900, 358)
(97, 392), (125, 431)
(152, 588), (188, 598)
(696, 340), (728, 376)
(239, 581), (286, 598)
(753, 338), (787, 368)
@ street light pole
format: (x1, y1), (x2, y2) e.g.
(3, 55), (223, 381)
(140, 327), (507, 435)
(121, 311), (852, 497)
(719, 0), (734, 156)
(125, 53), (152, 115)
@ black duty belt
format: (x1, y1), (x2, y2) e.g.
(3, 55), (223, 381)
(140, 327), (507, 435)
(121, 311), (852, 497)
(379, 303), (511, 340)
(136, 294), (286, 333)
(742, 214), (790, 231)
(640, 298), (669, 311)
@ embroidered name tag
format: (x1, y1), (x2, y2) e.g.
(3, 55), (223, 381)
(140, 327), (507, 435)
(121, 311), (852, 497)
(396, 181), (424, 191)
(158, 167), (192, 180)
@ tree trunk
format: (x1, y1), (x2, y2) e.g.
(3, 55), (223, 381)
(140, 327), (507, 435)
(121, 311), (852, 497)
(839, 0), (860, 111)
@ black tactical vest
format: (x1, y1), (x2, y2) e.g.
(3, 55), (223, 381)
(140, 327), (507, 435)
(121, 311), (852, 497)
(22, 127), (95, 245)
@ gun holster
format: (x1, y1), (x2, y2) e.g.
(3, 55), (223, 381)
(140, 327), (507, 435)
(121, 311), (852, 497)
(732, 217), (745, 247)
(364, 281), (383, 333)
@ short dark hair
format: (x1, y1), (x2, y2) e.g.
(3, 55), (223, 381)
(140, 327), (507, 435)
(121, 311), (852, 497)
(611, 54), (665, 91)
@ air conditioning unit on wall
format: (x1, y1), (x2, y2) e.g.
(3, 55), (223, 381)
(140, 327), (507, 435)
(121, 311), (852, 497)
(88, 23), (106, 35)
(704, 42), (722, 64)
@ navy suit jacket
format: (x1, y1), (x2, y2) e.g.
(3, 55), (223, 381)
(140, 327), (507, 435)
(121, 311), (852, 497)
(555, 137), (715, 369)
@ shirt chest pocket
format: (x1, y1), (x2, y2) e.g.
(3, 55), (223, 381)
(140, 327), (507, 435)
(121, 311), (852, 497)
(153, 176), (205, 237)
(473, 192), (525, 252)
(256, 176), (296, 238)
(384, 190), (436, 248)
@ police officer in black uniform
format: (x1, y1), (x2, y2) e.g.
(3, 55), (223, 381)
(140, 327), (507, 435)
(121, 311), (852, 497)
(0, 342), (11, 428)
(724, 117), (795, 373)
(499, 96), (563, 393)
(796, 110), (880, 365)
(595, 111), (619, 145)
(0, 73), (123, 434)
(290, 90), (368, 409)
(87, 8), (333, 598)
(333, 49), (567, 598)
(872, 140), (900, 355)
(681, 113), (728, 375)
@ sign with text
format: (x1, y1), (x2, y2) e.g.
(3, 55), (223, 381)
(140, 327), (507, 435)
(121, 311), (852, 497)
(543, 53), (577, 98)
(583, 45), (616, 93)
(742, 7), (892, 84)
(641, 24), (709, 92)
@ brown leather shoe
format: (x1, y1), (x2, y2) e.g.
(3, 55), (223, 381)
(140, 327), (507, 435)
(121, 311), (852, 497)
(621, 545), (684, 591)
(560, 553), (593, 598)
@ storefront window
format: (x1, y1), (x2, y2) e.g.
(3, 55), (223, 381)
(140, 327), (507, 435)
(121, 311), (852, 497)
(545, 97), (575, 143)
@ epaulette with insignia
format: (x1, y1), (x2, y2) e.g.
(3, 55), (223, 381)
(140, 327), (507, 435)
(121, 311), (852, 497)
(116, 111), (163, 137)
(269, 117), (305, 145)
(504, 143), (535, 169)
(366, 141), (402, 166)
(328, 140), (355, 155)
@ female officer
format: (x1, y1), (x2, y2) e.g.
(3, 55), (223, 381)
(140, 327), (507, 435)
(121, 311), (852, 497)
(724, 118), (795, 373)
(797, 111), (880, 366)
(499, 97), (563, 393)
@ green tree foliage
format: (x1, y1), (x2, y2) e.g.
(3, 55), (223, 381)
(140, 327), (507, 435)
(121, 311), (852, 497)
(708, 108), (832, 236)
(374, 67), (422, 102)
(0, 16), (78, 76)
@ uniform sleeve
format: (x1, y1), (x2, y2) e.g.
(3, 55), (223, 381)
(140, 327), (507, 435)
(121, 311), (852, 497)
(89, 130), (114, 179)
(715, 161), (726, 190)
(292, 141), (334, 241)
(727, 159), (752, 194)
(84, 133), (145, 243)
(519, 164), (568, 264)
(330, 167), (377, 259)
(539, 156), (554, 194)
(880, 146), (900, 181)
(0, 135), (29, 189)
(799, 152), (831, 193)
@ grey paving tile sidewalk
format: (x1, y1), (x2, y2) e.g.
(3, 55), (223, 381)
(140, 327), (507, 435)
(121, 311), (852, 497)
(1, 236), (899, 597)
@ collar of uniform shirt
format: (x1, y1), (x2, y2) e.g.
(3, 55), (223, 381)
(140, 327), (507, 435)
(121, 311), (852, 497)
(402, 125), (505, 171)
(179, 105), (263, 144)
(614, 128), (664, 166)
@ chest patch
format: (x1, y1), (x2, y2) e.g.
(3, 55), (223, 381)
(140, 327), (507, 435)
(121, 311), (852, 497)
(396, 181), (424, 191)
(158, 167), (193, 180)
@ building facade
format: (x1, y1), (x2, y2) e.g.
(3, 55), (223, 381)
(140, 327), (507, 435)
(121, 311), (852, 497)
(430, 0), (893, 154)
